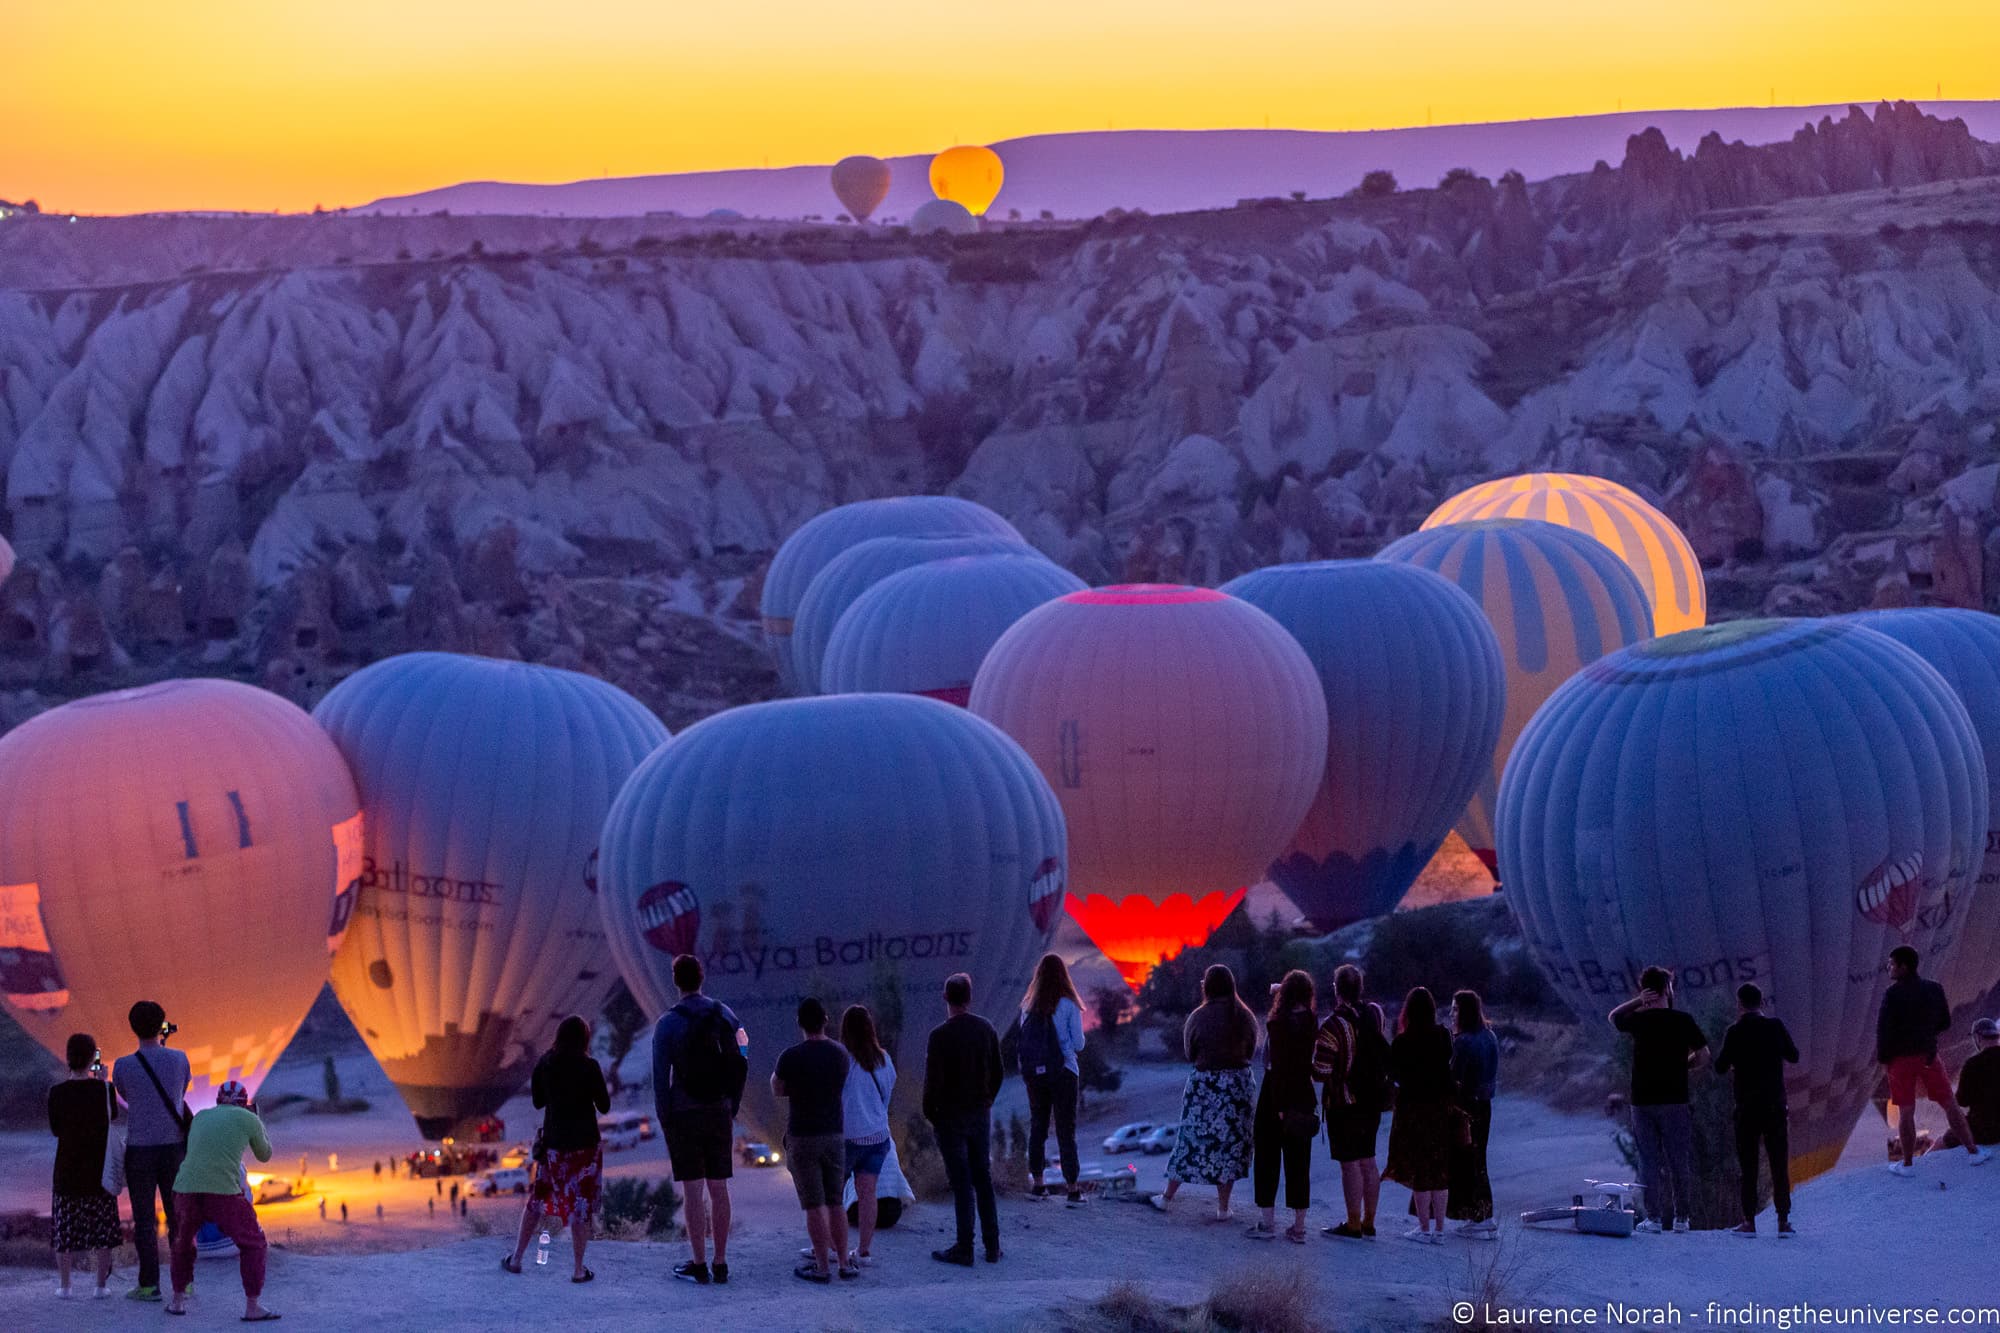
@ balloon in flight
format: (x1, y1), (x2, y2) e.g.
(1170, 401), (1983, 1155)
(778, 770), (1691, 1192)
(928, 145), (1004, 216)
(830, 155), (892, 223)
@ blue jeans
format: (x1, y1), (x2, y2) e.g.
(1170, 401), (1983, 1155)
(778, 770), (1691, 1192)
(1631, 1104), (1694, 1224)
(933, 1113), (999, 1253)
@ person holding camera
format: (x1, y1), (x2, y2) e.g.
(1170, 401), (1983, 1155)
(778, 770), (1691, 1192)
(167, 1080), (275, 1320)
(48, 1033), (121, 1299)
(110, 1000), (191, 1302)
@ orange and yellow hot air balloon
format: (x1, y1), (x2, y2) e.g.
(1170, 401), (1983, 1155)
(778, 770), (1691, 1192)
(929, 145), (1004, 217)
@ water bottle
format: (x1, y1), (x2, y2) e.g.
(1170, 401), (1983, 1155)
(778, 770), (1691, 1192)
(536, 1229), (550, 1266)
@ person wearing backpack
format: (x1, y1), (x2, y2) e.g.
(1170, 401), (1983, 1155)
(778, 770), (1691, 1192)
(110, 1000), (191, 1303)
(651, 954), (749, 1286)
(1315, 965), (1389, 1240)
(1018, 954), (1086, 1204)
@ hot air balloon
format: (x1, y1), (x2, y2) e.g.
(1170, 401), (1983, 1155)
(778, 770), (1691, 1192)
(0, 680), (361, 1105)
(928, 145), (1004, 216)
(1377, 519), (1652, 876)
(314, 653), (668, 1138)
(1220, 561), (1505, 931)
(761, 497), (1021, 695)
(1497, 619), (1987, 1181)
(792, 535), (1038, 695)
(0, 534), (14, 587)
(597, 694), (1065, 1134)
(821, 553), (1087, 703)
(909, 199), (976, 236)
(830, 155), (891, 223)
(970, 585), (1326, 987)
(1424, 473), (1706, 636)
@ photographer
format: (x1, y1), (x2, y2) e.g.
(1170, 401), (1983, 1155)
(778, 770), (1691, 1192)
(166, 1081), (275, 1321)
(48, 1033), (120, 1298)
(110, 1000), (191, 1302)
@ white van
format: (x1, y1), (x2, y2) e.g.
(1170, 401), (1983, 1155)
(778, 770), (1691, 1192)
(597, 1111), (655, 1143)
(474, 1166), (530, 1196)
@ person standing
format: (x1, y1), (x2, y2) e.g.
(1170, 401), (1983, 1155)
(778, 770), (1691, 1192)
(1384, 987), (1455, 1244)
(503, 1015), (609, 1282)
(769, 998), (852, 1284)
(838, 1004), (896, 1268)
(1713, 983), (1799, 1236)
(652, 954), (750, 1286)
(1314, 964), (1389, 1240)
(110, 1000), (190, 1303)
(48, 1033), (120, 1299)
(165, 1082), (274, 1321)
(1447, 990), (1500, 1238)
(1609, 966), (1710, 1230)
(1956, 1018), (2000, 1147)
(1247, 970), (1318, 1244)
(1877, 946), (1990, 1174)
(1155, 964), (1258, 1221)
(923, 973), (1004, 1267)
(1018, 953), (1087, 1205)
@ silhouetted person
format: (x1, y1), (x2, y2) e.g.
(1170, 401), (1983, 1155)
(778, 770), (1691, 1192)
(504, 1014), (610, 1282)
(653, 953), (748, 1286)
(111, 1000), (190, 1302)
(1609, 966), (1709, 1230)
(1157, 964), (1258, 1221)
(48, 1032), (119, 1298)
(167, 1082), (273, 1321)
(1715, 983), (1799, 1235)
(1248, 970), (1318, 1242)
(924, 973), (1003, 1266)
(772, 997), (851, 1283)
(1447, 990), (1500, 1237)
(1957, 1018), (2000, 1148)
(1018, 954), (1087, 1203)
(1315, 964), (1388, 1239)
(1878, 946), (1989, 1173)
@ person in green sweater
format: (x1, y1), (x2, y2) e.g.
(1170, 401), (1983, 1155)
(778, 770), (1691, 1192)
(166, 1081), (275, 1321)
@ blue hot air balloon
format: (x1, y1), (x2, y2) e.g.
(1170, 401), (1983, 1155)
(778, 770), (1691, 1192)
(314, 653), (669, 1138)
(596, 694), (1066, 1134)
(1497, 618), (1987, 1181)
(1377, 518), (1652, 876)
(1221, 560), (1505, 930)
(820, 553), (1087, 702)
(760, 497), (1022, 694)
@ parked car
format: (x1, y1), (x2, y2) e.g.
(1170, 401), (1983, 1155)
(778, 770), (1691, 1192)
(602, 1125), (643, 1152)
(597, 1111), (654, 1144)
(499, 1143), (531, 1170)
(473, 1166), (530, 1196)
(739, 1141), (782, 1167)
(1101, 1122), (1155, 1154)
(1139, 1124), (1178, 1155)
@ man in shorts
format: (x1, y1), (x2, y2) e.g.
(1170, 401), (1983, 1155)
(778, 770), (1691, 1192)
(771, 997), (851, 1284)
(652, 954), (749, 1285)
(1878, 945), (1991, 1175)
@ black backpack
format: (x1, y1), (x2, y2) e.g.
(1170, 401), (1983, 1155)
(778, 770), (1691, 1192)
(673, 1001), (747, 1109)
(1346, 1006), (1393, 1113)
(1018, 1007), (1061, 1077)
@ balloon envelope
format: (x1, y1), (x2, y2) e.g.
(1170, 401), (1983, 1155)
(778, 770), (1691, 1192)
(909, 199), (976, 236)
(830, 155), (891, 222)
(314, 653), (669, 1138)
(928, 145), (1004, 216)
(0, 680), (360, 1105)
(970, 585), (1327, 986)
(1377, 518), (1652, 874)
(1424, 473), (1706, 636)
(1497, 619), (1987, 1180)
(597, 694), (1065, 1135)
(1221, 561), (1505, 931)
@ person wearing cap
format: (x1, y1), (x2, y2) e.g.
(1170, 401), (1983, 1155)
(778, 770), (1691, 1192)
(166, 1082), (275, 1321)
(1957, 1018), (2000, 1148)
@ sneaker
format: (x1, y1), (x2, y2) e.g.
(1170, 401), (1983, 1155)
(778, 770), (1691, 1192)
(1673, 1218), (1692, 1233)
(1244, 1221), (1277, 1241)
(56, 1287), (73, 1299)
(712, 1263), (730, 1285)
(1888, 1160), (1916, 1177)
(1776, 1220), (1796, 1238)
(1428, 1231), (1447, 1246)
(1065, 1190), (1085, 1206)
(1027, 1183), (1049, 1201)
(932, 1247), (974, 1267)
(837, 1259), (861, 1280)
(1323, 1223), (1366, 1239)
(1147, 1194), (1170, 1213)
(672, 1260), (711, 1285)
(1636, 1219), (1663, 1234)
(793, 1262), (831, 1285)
(1969, 1148), (1993, 1166)
(1360, 1222), (1376, 1238)
(1731, 1222), (1756, 1237)
(1401, 1225), (1431, 1244)
(93, 1285), (113, 1299)
(984, 1246), (1002, 1264)
(127, 1286), (163, 1303)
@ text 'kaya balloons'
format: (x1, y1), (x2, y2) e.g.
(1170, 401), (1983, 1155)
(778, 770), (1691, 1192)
(830, 155), (891, 223)
(928, 145), (1004, 216)
(315, 653), (668, 1139)
(971, 585), (1326, 987)
(1498, 619), (1987, 1180)
(598, 694), (1065, 1135)
(1378, 519), (1652, 875)
(1424, 473), (1706, 636)
(761, 497), (1021, 695)
(0, 680), (361, 1105)
(1222, 561), (1505, 931)
(822, 554), (1088, 703)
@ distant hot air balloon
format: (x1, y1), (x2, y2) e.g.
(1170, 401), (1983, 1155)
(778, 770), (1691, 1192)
(0, 680), (361, 1105)
(1497, 619), (1987, 1181)
(761, 497), (1021, 695)
(830, 155), (892, 223)
(597, 694), (1065, 1134)
(1424, 473), (1706, 636)
(971, 585), (1327, 987)
(929, 145), (1004, 216)
(821, 553), (1087, 703)
(909, 199), (976, 236)
(1377, 519), (1652, 876)
(1221, 561), (1505, 931)
(314, 653), (668, 1138)
(792, 535), (1039, 695)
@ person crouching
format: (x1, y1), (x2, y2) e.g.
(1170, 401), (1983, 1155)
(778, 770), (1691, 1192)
(167, 1081), (275, 1321)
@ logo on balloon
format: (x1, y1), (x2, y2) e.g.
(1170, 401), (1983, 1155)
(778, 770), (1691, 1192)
(638, 881), (701, 956)
(1028, 856), (1064, 934)
(1857, 851), (1925, 935)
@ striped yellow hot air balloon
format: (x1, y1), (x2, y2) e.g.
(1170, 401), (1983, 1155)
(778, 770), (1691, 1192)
(1423, 473), (1706, 636)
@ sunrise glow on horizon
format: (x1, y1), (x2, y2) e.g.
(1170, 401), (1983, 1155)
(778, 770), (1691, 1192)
(7, 0), (1996, 216)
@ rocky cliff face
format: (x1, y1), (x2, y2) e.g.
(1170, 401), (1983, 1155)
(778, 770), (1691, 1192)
(1, 103), (1997, 727)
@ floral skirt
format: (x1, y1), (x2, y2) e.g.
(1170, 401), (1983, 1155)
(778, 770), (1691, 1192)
(52, 1190), (121, 1253)
(1165, 1067), (1255, 1185)
(530, 1147), (603, 1225)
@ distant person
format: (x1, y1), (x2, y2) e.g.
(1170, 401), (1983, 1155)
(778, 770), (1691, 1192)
(1713, 983), (1799, 1236)
(503, 1015), (609, 1282)
(1956, 1018), (2000, 1148)
(923, 972), (1004, 1267)
(450, 1181), (460, 1206)
(373, 1160), (381, 1180)
(1313, 964), (1389, 1240)
(1019, 953), (1087, 1204)
(1384, 987), (1454, 1244)
(1247, 970), (1317, 1244)
(48, 1033), (120, 1299)
(1609, 966), (1709, 1230)
(1877, 946), (1990, 1174)
(166, 1081), (274, 1321)
(375, 1202), (383, 1222)
(1154, 964), (1258, 1221)
(839, 1004), (897, 1268)
(1447, 990), (1500, 1238)
(428, 1198), (435, 1219)
(340, 1201), (347, 1222)
(111, 1000), (190, 1303)
(772, 997), (852, 1283)
(652, 953), (749, 1286)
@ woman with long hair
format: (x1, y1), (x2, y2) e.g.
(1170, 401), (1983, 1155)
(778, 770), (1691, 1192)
(47, 1033), (120, 1299)
(1019, 953), (1087, 1203)
(504, 1015), (609, 1282)
(1246, 969), (1318, 1243)
(1448, 989), (1500, 1236)
(1153, 964), (1259, 1220)
(839, 1003), (897, 1266)
(1384, 987), (1455, 1243)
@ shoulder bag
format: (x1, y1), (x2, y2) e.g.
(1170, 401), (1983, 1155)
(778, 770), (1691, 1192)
(99, 1081), (128, 1196)
(134, 1048), (193, 1142)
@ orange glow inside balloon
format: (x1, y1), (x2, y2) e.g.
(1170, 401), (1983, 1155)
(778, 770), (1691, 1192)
(1066, 888), (1248, 988)
(929, 145), (1004, 216)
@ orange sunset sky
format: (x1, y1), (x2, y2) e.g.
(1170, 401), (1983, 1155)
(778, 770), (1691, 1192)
(6, 0), (1997, 216)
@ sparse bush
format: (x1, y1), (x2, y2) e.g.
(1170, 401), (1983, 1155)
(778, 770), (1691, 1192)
(466, 239), (484, 257)
(1354, 169), (1399, 198)
(1039, 209), (1055, 221)
(1090, 1280), (1180, 1332)
(576, 237), (602, 256)
(1201, 1267), (1325, 1333)
(599, 1177), (681, 1238)
(600, 982), (646, 1093)
(1093, 984), (1135, 1034)
(1439, 166), (1486, 190)
(1445, 1237), (1545, 1332)
(1352, 900), (1557, 1016)
(1290, 190), (1307, 203)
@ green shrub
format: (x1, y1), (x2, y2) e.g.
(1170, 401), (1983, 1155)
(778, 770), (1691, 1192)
(599, 1177), (681, 1238)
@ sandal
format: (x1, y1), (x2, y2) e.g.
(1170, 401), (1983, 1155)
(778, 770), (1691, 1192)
(1285, 1226), (1308, 1244)
(794, 1262), (832, 1284)
(1245, 1221), (1276, 1240)
(500, 1256), (522, 1275)
(570, 1268), (594, 1284)
(241, 1314), (282, 1323)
